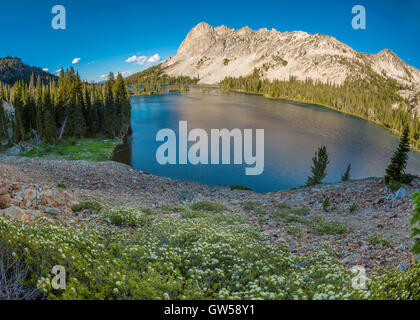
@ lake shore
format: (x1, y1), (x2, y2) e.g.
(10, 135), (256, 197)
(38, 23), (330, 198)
(223, 87), (420, 153)
(1, 154), (418, 272)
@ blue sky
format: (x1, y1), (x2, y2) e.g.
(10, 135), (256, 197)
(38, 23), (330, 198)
(0, 0), (419, 82)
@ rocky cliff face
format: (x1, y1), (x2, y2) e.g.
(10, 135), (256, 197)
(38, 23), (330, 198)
(162, 22), (420, 107)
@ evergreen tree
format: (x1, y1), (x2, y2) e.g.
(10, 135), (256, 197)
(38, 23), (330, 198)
(0, 100), (7, 139)
(384, 125), (411, 185)
(42, 89), (56, 143)
(341, 163), (351, 181)
(306, 146), (329, 186)
(12, 81), (26, 142)
(34, 76), (44, 137)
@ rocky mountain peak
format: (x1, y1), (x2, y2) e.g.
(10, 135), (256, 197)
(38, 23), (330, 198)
(163, 22), (419, 107)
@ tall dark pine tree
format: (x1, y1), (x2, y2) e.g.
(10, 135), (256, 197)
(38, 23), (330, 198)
(34, 76), (44, 137)
(12, 81), (26, 142)
(112, 73), (131, 137)
(103, 72), (115, 137)
(0, 100), (7, 139)
(385, 125), (410, 184)
(42, 89), (57, 144)
(306, 146), (329, 186)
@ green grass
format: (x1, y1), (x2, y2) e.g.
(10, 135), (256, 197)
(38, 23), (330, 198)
(19, 137), (118, 162)
(71, 200), (103, 213)
(242, 201), (267, 215)
(190, 201), (225, 212)
(311, 217), (353, 235)
(273, 203), (310, 223)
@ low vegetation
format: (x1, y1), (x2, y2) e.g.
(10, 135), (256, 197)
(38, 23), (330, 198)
(311, 217), (353, 235)
(242, 201), (267, 215)
(384, 125), (415, 191)
(0, 201), (418, 300)
(17, 137), (118, 162)
(230, 185), (253, 191)
(190, 201), (225, 212)
(274, 203), (310, 224)
(368, 233), (392, 247)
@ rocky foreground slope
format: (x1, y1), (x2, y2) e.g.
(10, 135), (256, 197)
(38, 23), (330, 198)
(162, 22), (420, 110)
(1, 155), (418, 272)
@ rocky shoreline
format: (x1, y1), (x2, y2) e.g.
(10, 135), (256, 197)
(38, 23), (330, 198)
(1, 154), (419, 273)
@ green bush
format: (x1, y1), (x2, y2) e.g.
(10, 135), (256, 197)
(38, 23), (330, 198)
(71, 200), (103, 213)
(190, 201), (225, 212)
(243, 201), (267, 215)
(57, 184), (67, 189)
(230, 185), (253, 191)
(311, 217), (352, 235)
(368, 233), (392, 247)
(349, 203), (357, 213)
(285, 225), (304, 237)
(322, 197), (331, 212)
(273, 204), (310, 224)
(100, 207), (148, 228)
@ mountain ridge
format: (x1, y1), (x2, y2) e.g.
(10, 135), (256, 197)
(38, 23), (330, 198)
(0, 56), (56, 85)
(161, 22), (420, 108)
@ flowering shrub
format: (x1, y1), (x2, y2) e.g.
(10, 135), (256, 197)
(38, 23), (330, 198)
(99, 206), (149, 227)
(0, 203), (418, 300)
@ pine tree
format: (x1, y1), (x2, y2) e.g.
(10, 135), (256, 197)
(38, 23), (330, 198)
(384, 125), (411, 185)
(34, 76), (44, 137)
(306, 146), (329, 186)
(341, 163), (351, 181)
(42, 89), (57, 144)
(103, 73), (115, 137)
(12, 81), (26, 142)
(0, 100), (7, 139)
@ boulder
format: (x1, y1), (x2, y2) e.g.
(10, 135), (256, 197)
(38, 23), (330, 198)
(0, 205), (29, 221)
(395, 187), (407, 199)
(0, 183), (8, 195)
(0, 194), (11, 209)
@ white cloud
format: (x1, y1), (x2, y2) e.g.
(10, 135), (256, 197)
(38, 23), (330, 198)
(42, 68), (49, 72)
(100, 74), (108, 79)
(125, 53), (160, 65)
(147, 54), (161, 63)
(72, 57), (81, 64)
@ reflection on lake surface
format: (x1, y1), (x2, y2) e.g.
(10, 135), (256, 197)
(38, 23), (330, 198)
(113, 88), (420, 192)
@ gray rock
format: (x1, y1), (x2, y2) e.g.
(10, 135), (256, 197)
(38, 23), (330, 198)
(179, 191), (198, 202)
(399, 261), (409, 271)
(396, 244), (406, 251)
(395, 187), (407, 199)
(45, 207), (60, 216)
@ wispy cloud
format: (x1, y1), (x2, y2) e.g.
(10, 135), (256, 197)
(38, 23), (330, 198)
(42, 68), (49, 72)
(125, 53), (161, 65)
(72, 57), (81, 64)
(147, 54), (160, 63)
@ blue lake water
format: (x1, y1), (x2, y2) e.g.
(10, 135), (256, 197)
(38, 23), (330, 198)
(113, 88), (420, 192)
